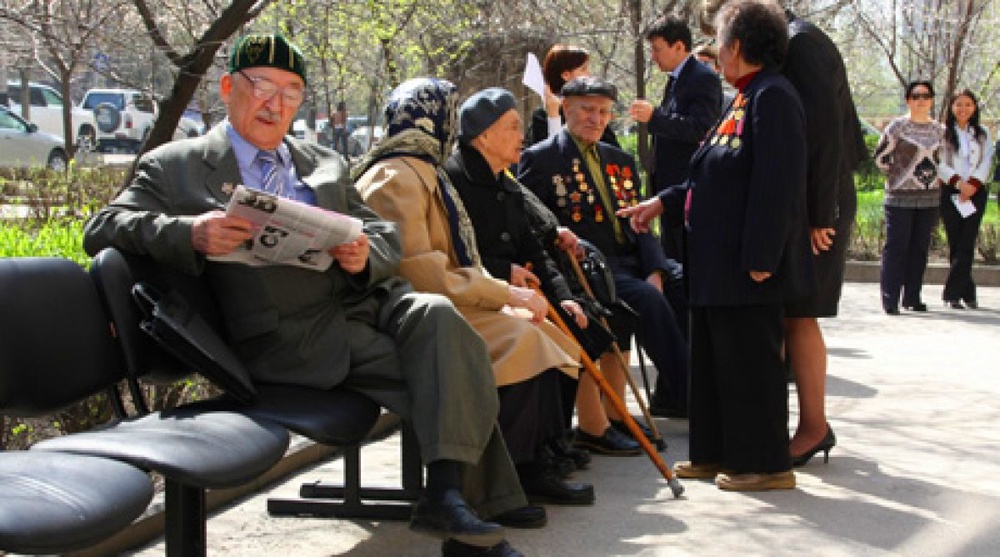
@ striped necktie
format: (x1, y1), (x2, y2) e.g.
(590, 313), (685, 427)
(257, 150), (284, 197)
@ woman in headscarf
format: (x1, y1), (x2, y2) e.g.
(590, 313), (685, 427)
(354, 79), (595, 529)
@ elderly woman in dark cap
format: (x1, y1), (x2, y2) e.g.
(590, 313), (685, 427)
(620, 0), (815, 491)
(354, 80), (596, 553)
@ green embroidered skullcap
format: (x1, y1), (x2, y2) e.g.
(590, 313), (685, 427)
(229, 34), (307, 84)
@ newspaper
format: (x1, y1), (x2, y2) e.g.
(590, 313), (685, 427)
(209, 184), (363, 271)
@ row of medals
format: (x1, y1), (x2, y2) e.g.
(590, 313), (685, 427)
(553, 159), (637, 223)
(711, 92), (748, 149)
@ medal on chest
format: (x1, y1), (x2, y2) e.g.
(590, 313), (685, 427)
(711, 93), (747, 150)
(605, 163), (639, 209)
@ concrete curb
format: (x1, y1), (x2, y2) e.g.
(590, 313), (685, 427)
(844, 260), (1000, 286)
(73, 413), (403, 557)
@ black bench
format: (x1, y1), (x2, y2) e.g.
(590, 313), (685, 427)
(89, 248), (424, 523)
(0, 256), (289, 556)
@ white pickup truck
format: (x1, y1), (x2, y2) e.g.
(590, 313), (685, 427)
(4, 82), (96, 147)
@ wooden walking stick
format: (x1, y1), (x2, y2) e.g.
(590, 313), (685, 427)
(528, 282), (684, 497)
(564, 253), (667, 452)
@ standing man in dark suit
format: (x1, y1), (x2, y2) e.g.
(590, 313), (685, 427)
(700, 1), (868, 466)
(519, 76), (691, 427)
(629, 14), (722, 262)
(83, 33), (529, 557)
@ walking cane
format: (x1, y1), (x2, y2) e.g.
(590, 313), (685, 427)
(564, 252), (667, 452)
(528, 282), (684, 497)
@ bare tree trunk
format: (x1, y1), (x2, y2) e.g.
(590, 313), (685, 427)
(130, 0), (271, 184)
(629, 0), (649, 176)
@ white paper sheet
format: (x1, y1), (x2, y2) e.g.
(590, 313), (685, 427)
(523, 53), (546, 101)
(952, 194), (977, 218)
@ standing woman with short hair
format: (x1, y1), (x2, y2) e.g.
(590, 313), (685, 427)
(621, 0), (814, 491)
(874, 81), (945, 315)
(938, 89), (993, 309)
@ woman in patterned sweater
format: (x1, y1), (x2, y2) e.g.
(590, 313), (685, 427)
(874, 80), (945, 315)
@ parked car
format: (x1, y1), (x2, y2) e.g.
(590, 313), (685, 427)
(4, 82), (95, 146)
(80, 88), (158, 153)
(0, 105), (69, 171)
(349, 125), (384, 155)
(291, 118), (318, 143)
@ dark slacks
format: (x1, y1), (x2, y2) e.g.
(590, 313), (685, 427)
(881, 205), (939, 311)
(940, 187), (988, 304)
(688, 304), (790, 473)
(612, 271), (689, 409)
(497, 369), (566, 464)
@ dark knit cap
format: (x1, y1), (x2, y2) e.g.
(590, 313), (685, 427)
(229, 34), (307, 84)
(561, 76), (618, 103)
(458, 87), (517, 143)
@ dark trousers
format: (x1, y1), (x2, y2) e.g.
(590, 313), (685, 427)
(613, 271), (689, 409)
(497, 369), (566, 464)
(689, 304), (790, 473)
(881, 205), (939, 311)
(940, 187), (987, 303)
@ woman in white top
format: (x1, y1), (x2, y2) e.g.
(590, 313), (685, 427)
(938, 89), (993, 309)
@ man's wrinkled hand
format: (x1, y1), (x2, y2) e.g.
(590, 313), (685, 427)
(628, 99), (654, 123)
(191, 211), (253, 256)
(330, 234), (370, 274)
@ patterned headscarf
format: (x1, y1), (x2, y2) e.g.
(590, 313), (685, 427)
(353, 78), (482, 269)
(352, 77), (460, 179)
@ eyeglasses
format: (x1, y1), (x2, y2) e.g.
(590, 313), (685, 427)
(909, 93), (934, 100)
(237, 70), (306, 106)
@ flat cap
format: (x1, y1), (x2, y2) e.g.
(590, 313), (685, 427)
(230, 34), (307, 84)
(458, 87), (517, 143)
(560, 76), (618, 103)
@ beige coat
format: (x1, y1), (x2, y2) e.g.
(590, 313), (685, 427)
(356, 155), (579, 387)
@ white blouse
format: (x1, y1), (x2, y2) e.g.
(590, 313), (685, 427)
(938, 124), (993, 186)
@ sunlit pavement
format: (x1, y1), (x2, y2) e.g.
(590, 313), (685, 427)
(122, 281), (1000, 556)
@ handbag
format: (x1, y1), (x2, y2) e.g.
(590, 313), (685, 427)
(132, 282), (257, 404)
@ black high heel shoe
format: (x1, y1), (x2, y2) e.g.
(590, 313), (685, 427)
(791, 425), (836, 467)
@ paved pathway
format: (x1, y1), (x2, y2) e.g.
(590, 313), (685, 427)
(127, 282), (1000, 557)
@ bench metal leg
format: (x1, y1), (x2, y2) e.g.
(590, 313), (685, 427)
(267, 425), (422, 521)
(164, 480), (207, 557)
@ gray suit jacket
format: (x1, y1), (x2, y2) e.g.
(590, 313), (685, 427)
(84, 124), (408, 389)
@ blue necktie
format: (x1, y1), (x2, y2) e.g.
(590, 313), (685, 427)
(257, 150), (284, 196)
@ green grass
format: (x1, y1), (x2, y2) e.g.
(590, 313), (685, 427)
(857, 189), (1000, 226)
(854, 188), (1000, 263)
(0, 218), (90, 266)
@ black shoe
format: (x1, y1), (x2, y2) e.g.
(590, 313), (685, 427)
(791, 424), (837, 467)
(572, 426), (642, 456)
(520, 467), (595, 505)
(548, 452), (576, 479)
(547, 436), (590, 470)
(944, 299), (965, 309)
(410, 488), (504, 546)
(442, 539), (524, 557)
(489, 505), (547, 529)
(610, 418), (661, 445)
(884, 307), (900, 315)
(903, 302), (928, 312)
(965, 299), (979, 309)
